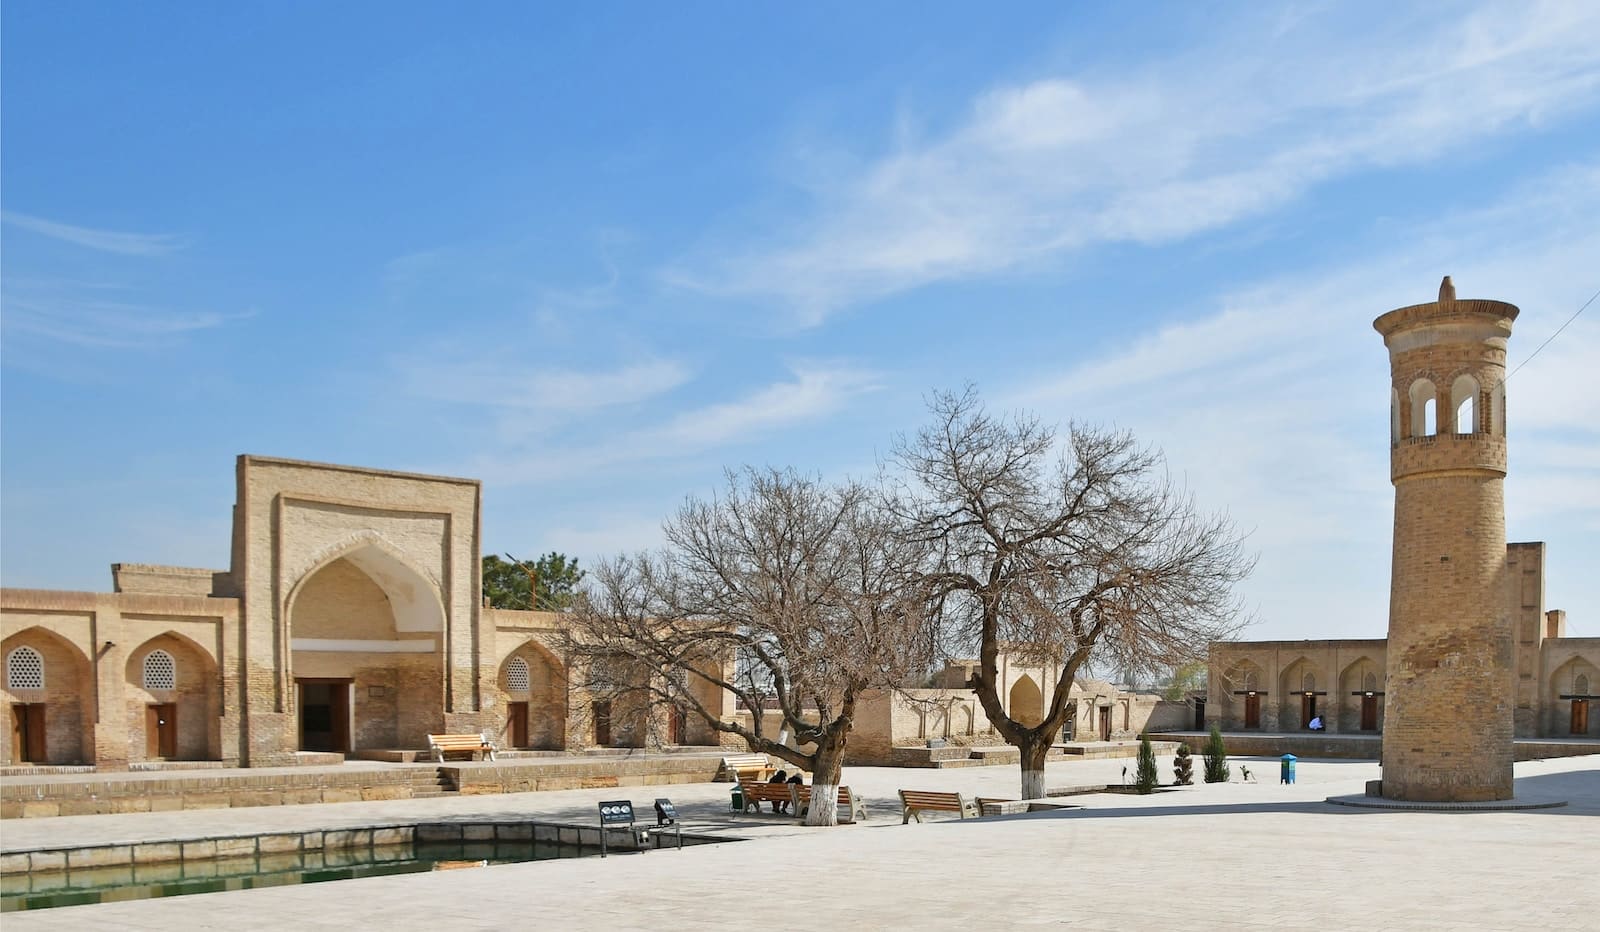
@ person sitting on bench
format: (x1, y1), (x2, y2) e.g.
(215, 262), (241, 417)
(768, 770), (789, 813)
(781, 771), (804, 814)
(1308, 715), (1324, 731)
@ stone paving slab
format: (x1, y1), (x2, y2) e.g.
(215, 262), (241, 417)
(2, 754), (1594, 929)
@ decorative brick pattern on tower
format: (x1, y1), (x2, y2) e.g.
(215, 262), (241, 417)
(1374, 277), (1517, 801)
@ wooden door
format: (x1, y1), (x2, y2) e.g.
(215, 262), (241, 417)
(593, 701), (612, 747)
(668, 706), (686, 745)
(1361, 695), (1379, 731)
(1573, 699), (1590, 736)
(1097, 706), (1112, 741)
(13, 704), (46, 763)
(1244, 694), (1261, 729)
(1301, 695), (1318, 729)
(1193, 698), (1207, 731)
(145, 704), (178, 758)
(508, 701), (529, 749)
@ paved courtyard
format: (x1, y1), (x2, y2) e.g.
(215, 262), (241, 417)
(4, 753), (1596, 930)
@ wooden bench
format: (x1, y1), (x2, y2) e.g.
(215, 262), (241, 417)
(720, 753), (775, 782)
(737, 777), (797, 814)
(899, 789), (978, 823)
(427, 733), (497, 762)
(791, 784), (867, 823)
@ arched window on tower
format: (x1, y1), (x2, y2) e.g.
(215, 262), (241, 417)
(1390, 388), (1401, 443)
(1491, 381), (1506, 436)
(1409, 379), (1437, 437)
(1452, 374), (1479, 434)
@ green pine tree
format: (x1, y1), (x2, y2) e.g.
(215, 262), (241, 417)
(1203, 723), (1230, 783)
(1135, 733), (1159, 794)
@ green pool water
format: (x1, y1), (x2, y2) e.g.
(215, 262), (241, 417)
(2, 839), (645, 912)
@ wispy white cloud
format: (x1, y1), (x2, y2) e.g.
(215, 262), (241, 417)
(2, 211), (188, 256)
(451, 362), (880, 485)
(398, 357), (692, 413)
(672, 1), (1600, 323)
(1, 290), (249, 349)
(649, 364), (878, 449)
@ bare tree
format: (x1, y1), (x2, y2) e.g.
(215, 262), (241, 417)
(570, 467), (933, 826)
(893, 388), (1254, 798)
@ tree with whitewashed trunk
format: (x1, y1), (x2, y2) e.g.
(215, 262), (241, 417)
(892, 388), (1255, 800)
(569, 468), (934, 826)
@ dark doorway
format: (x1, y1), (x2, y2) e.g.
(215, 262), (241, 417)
(1097, 706), (1112, 741)
(592, 701), (612, 747)
(146, 703), (177, 758)
(507, 701), (529, 749)
(1193, 698), (1207, 731)
(1573, 699), (1591, 735)
(668, 705), (687, 745)
(1301, 694), (1318, 729)
(1361, 695), (1379, 731)
(298, 679), (350, 753)
(11, 704), (46, 763)
(1244, 693), (1261, 729)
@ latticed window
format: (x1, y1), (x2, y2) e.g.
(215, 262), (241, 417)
(506, 656), (530, 692)
(1363, 672), (1378, 693)
(1577, 674), (1591, 696)
(143, 649), (176, 691)
(6, 646), (44, 690)
(1301, 672), (1316, 692)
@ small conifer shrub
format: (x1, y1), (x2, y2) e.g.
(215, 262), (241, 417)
(1135, 733), (1159, 794)
(1203, 723), (1230, 784)
(1173, 743), (1194, 785)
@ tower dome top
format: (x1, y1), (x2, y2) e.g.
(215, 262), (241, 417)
(1373, 276), (1519, 338)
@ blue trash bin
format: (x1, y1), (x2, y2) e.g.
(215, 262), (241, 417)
(1280, 753), (1297, 785)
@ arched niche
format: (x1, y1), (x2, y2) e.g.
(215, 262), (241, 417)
(2, 627), (94, 765)
(1278, 657), (1319, 730)
(498, 639), (568, 750)
(285, 544), (446, 752)
(1008, 674), (1044, 728)
(1338, 657), (1384, 733)
(125, 631), (222, 761)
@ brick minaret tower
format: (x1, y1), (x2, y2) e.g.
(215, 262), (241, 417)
(1373, 277), (1518, 801)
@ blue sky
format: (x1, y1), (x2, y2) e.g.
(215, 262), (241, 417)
(3, 1), (1597, 641)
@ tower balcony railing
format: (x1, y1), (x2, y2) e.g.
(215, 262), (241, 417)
(1390, 431), (1507, 479)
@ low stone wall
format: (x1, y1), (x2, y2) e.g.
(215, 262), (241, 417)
(1151, 732), (1599, 761)
(1150, 732), (1382, 759)
(0, 768), (428, 819)
(1, 753), (728, 819)
(445, 755), (726, 795)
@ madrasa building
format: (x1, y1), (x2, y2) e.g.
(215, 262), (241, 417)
(2, 456), (728, 769)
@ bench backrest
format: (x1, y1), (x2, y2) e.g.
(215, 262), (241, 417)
(899, 790), (965, 809)
(429, 733), (491, 750)
(791, 785), (854, 804)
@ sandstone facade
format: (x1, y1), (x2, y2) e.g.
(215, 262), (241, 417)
(2, 455), (728, 768)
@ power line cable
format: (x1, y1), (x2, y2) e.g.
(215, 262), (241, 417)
(1503, 285), (1599, 384)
